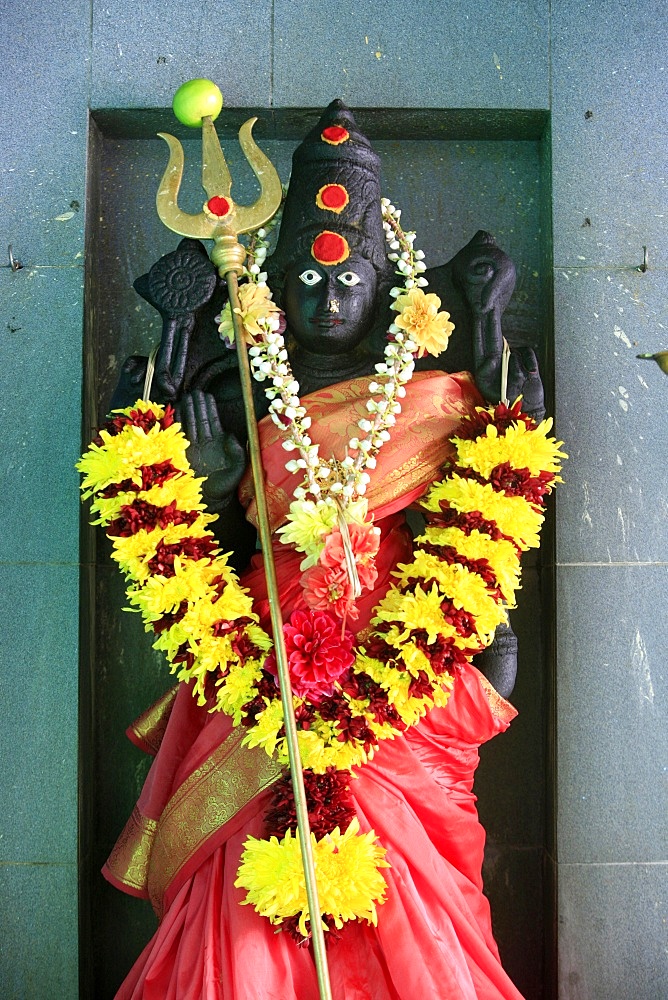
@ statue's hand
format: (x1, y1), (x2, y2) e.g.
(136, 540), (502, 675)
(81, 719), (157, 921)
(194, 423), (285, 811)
(451, 230), (516, 318)
(473, 620), (518, 699)
(451, 231), (545, 420)
(178, 390), (247, 509)
(505, 344), (545, 421)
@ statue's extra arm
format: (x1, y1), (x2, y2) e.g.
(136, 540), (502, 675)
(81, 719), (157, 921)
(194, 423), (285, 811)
(178, 390), (257, 573)
(452, 231), (545, 421)
(447, 232), (544, 698)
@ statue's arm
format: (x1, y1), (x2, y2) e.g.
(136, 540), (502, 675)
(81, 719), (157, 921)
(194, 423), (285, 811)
(178, 389), (257, 573)
(111, 239), (257, 571)
(451, 231), (546, 421)
(430, 232), (547, 699)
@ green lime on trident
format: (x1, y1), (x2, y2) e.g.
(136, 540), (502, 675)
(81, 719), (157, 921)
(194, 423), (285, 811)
(172, 79), (223, 127)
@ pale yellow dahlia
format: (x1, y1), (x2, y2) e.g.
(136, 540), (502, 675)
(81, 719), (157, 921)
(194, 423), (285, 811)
(218, 282), (283, 346)
(391, 287), (454, 358)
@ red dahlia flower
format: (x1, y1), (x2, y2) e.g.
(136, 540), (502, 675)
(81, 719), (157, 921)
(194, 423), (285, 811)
(265, 608), (355, 700)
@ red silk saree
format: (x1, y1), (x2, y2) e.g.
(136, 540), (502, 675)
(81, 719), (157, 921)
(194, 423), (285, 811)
(105, 371), (523, 1000)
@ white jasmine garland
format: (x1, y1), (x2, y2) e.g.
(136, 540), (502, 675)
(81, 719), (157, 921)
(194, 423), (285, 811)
(217, 199), (453, 585)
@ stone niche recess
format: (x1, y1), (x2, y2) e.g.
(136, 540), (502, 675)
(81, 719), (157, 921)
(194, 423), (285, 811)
(81, 105), (553, 1000)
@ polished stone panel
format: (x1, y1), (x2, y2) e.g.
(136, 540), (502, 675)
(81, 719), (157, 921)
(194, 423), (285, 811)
(558, 862), (668, 1000)
(556, 564), (668, 864)
(274, 0), (549, 110)
(0, 267), (83, 564)
(0, 565), (78, 864)
(478, 563), (546, 849)
(0, 862), (78, 999)
(483, 847), (546, 1000)
(551, 0), (668, 269)
(91, 1), (272, 109)
(553, 267), (668, 565)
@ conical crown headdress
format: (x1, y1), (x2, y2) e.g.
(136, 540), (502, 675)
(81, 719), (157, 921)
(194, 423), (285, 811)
(269, 101), (390, 283)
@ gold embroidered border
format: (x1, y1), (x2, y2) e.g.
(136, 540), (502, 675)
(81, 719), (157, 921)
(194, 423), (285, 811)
(477, 671), (518, 725)
(105, 805), (157, 893)
(128, 684), (179, 756)
(147, 727), (284, 915)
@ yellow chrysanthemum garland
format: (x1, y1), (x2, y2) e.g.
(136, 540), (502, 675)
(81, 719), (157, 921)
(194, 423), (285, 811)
(236, 818), (391, 938)
(79, 393), (565, 939)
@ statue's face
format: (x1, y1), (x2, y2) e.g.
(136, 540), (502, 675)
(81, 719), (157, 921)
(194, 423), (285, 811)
(283, 255), (378, 354)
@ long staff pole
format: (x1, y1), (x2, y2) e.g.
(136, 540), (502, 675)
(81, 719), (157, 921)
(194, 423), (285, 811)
(225, 268), (333, 1000)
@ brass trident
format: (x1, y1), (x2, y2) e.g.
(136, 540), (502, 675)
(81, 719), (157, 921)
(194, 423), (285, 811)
(156, 116), (283, 275)
(156, 105), (333, 1000)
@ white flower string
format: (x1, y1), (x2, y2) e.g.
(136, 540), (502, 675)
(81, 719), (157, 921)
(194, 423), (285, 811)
(217, 198), (454, 617)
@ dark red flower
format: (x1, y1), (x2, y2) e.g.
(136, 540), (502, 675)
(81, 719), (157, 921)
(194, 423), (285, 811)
(489, 462), (554, 506)
(439, 598), (478, 639)
(160, 405), (176, 429)
(99, 477), (137, 498)
(173, 642), (196, 669)
(283, 912), (342, 945)
(409, 630), (468, 676)
(455, 399), (537, 440)
(140, 460), (180, 490)
(103, 406), (159, 437)
(231, 630), (265, 660)
(106, 499), (198, 538)
(408, 671), (434, 699)
(94, 404), (174, 444)
(209, 574), (232, 603)
(341, 670), (383, 711)
(294, 701), (317, 730)
(265, 768), (355, 841)
(153, 600), (188, 634)
(424, 500), (511, 543)
(418, 541), (499, 592)
(210, 618), (263, 659)
(240, 695), (270, 727)
(264, 608), (355, 700)
(334, 712), (376, 751)
(147, 536), (218, 577)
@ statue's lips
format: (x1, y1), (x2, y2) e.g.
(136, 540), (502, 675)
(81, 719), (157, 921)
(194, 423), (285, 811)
(310, 317), (344, 327)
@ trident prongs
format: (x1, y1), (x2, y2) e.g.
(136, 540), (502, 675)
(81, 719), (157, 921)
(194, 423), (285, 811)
(201, 116), (233, 199)
(235, 118), (283, 234)
(156, 115), (282, 274)
(156, 132), (213, 240)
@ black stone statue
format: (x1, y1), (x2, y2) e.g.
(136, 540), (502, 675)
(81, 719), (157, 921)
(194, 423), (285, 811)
(111, 101), (545, 699)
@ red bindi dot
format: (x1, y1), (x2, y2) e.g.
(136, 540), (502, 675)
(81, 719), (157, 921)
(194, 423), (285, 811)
(316, 184), (349, 213)
(311, 231), (350, 265)
(206, 196), (231, 217)
(321, 125), (350, 145)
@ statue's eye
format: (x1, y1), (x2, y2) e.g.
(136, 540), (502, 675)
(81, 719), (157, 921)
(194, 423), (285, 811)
(298, 269), (322, 286)
(337, 271), (361, 286)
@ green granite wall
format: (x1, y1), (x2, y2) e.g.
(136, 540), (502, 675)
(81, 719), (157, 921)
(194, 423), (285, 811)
(551, 4), (667, 997)
(0, 2), (665, 998)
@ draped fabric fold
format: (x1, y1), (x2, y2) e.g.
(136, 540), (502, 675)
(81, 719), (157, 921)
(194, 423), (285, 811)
(107, 371), (525, 1000)
(239, 369), (481, 529)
